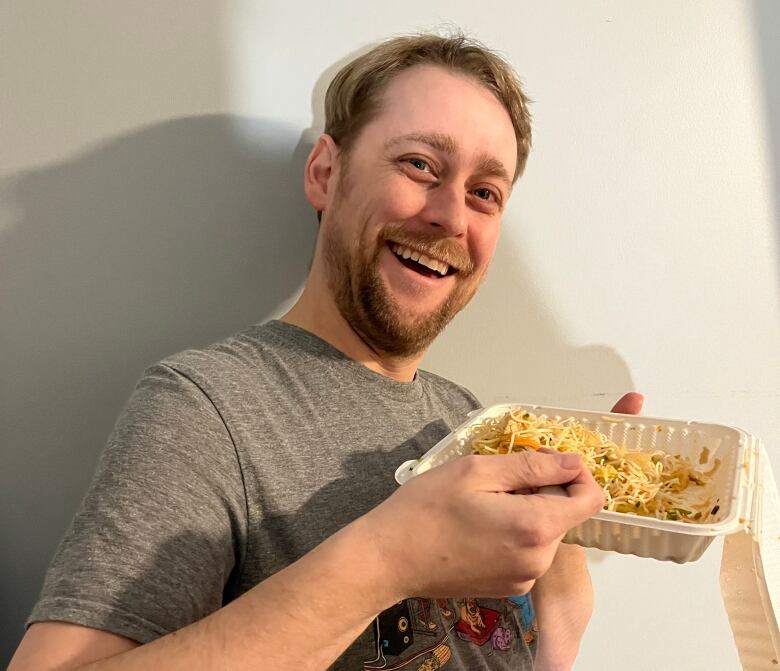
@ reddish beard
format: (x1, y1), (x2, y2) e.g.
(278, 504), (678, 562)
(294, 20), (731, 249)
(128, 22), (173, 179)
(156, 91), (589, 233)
(322, 217), (480, 358)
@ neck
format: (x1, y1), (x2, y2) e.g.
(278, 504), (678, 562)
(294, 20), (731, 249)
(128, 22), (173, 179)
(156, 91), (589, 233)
(281, 278), (423, 383)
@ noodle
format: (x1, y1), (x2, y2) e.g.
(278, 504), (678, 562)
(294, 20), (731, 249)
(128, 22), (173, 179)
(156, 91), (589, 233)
(470, 407), (720, 523)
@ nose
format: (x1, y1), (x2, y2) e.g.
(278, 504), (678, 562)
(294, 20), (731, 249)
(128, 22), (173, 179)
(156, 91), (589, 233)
(423, 183), (467, 237)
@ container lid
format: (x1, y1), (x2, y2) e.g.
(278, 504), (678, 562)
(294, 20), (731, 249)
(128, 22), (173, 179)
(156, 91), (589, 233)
(720, 440), (780, 669)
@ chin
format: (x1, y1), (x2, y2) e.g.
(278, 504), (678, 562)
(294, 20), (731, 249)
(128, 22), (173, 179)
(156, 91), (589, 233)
(394, 303), (444, 325)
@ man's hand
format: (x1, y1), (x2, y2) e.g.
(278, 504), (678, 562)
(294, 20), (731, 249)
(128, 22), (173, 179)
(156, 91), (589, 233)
(533, 392), (644, 671)
(366, 444), (605, 601)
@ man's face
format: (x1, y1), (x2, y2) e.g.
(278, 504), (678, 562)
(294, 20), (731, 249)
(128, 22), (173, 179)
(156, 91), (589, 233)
(320, 64), (517, 357)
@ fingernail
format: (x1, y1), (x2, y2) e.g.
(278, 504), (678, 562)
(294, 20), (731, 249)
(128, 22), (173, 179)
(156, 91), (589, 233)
(554, 452), (581, 469)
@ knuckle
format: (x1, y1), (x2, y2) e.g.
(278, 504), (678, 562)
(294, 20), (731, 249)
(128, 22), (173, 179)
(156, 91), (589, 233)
(516, 451), (544, 480)
(516, 515), (562, 551)
(517, 523), (545, 548)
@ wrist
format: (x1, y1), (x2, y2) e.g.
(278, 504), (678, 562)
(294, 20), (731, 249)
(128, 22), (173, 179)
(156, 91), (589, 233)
(329, 511), (408, 613)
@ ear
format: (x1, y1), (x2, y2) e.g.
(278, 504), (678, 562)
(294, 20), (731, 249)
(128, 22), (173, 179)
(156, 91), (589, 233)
(304, 134), (339, 215)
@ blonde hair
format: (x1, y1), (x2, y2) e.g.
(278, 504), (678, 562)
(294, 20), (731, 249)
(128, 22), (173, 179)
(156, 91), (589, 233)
(324, 32), (533, 182)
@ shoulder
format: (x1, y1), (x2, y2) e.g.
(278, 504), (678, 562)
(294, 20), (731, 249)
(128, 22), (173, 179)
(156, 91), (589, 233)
(416, 369), (482, 410)
(149, 321), (282, 388)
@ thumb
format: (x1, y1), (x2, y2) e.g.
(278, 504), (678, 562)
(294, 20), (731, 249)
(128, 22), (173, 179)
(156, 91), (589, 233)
(478, 450), (584, 492)
(611, 392), (644, 415)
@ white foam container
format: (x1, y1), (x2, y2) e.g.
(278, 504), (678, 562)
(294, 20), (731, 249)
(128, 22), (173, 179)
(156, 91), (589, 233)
(395, 403), (762, 564)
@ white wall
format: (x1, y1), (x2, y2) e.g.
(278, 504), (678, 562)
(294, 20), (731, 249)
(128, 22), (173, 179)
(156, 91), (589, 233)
(2, 2), (778, 669)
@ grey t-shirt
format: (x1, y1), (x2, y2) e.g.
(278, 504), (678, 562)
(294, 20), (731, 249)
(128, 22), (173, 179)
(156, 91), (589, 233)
(29, 320), (537, 670)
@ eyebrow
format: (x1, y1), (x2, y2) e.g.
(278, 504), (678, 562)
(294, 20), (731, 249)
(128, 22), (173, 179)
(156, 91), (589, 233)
(384, 132), (512, 189)
(384, 132), (458, 155)
(474, 154), (512, 190)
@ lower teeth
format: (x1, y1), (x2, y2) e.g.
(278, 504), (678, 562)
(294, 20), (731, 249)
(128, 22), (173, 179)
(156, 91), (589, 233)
(397, 254), (438, 276)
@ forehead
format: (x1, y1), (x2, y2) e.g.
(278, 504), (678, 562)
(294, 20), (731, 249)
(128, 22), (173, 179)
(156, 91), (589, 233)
(359, 64), (517, 178)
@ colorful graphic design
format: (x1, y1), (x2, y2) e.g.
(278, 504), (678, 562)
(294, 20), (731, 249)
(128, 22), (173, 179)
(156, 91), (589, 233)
(365, 596), (533, 669)
(414, 643), (451, 670)
(436, 598), (453, 620)
(412, 598), (439, 635)
(507, 594), (538, 646)
(453, 598), (500, 646)
(365, 601), (451, 670)
(376, 600), (414, 656)
(508, 594), (536, 630)
(490, 625), (513, 650)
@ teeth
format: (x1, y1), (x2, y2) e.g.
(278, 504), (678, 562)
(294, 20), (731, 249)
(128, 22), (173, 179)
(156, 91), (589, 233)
(390, 243), (451, 276)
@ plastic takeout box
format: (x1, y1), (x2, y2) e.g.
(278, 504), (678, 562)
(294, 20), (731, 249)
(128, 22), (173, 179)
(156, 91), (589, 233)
(395, 403), (763, 563)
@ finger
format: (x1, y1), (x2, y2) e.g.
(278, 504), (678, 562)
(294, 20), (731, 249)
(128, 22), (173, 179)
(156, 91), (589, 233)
(556, 466), (606, 518)
(533, 489), (605, 534)
(611, 392), (644, 415)
(469, 450), (586, 492)
(536, 484), (568, 497)
(513, 473), (604, 540)
(535, 452), (605, 511)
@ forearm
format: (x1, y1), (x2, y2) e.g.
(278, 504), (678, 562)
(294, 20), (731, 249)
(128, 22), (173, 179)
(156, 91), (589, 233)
(79, 515), (399, 671)
(532, 543), (593, 671)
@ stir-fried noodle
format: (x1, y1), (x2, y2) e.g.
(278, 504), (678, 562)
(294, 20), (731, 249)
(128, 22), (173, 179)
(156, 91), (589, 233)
(471, 408), (721, 522)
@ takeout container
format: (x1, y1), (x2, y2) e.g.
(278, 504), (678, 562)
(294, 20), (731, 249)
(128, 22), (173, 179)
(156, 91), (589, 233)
(395, 403), (763, 564)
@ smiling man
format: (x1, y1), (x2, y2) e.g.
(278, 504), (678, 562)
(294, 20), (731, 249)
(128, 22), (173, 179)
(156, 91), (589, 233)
(286, 60), (516, 374)
(10, 33), (642, 671)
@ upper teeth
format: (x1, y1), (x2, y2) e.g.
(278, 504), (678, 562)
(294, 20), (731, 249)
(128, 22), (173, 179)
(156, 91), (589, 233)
(391, 244), (450, 276)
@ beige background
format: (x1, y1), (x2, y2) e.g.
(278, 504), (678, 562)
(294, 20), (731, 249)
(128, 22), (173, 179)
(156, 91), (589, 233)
(2, 2), (778, 668)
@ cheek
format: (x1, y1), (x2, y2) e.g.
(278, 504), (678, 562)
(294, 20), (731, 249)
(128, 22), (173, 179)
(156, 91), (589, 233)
(380, 176), (429, 220)
(468, 220), (501, 270)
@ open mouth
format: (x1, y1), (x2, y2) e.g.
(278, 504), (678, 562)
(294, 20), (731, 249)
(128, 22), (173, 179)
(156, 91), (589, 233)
(388, 242), (457, 279)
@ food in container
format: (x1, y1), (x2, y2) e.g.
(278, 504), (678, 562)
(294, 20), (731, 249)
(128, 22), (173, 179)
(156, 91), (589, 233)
(469, 406), (721, 523)
(395, 403), (762, 564)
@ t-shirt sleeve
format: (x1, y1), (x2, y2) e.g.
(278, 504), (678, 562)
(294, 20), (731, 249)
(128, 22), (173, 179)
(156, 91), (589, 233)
(27, 363), (249, 644)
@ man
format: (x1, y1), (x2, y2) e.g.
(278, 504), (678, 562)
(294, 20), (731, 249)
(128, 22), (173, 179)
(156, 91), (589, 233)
(10, 33), (643, 671)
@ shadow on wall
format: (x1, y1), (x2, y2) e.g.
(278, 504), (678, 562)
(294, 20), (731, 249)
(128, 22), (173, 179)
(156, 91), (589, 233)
(0, 115), (317, 660)
(752, 0), (780, 288)
(421, 215), (637, 566)
(423, 230), (637, 412)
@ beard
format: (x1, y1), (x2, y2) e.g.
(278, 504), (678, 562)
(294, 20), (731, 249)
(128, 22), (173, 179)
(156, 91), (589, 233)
(322, 212), (481, 359)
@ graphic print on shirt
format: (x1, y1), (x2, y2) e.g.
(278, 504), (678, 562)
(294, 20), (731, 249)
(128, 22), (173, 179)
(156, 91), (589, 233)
(363, 595), (536, 669)
(375, 601), (415, 656)
(453, 597), (500, 645)
(364, 600), (451, 670)
(508, 593), (538, 646)
(412, 598), (440, 635)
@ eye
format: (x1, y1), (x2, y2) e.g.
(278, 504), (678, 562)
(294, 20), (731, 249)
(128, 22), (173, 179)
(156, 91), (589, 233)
(473, 187), (498, 202)
(406, 157), (431, 172)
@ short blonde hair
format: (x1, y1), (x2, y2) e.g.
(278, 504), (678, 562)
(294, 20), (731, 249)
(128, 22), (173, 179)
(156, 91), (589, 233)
(324, 32), (533, 182)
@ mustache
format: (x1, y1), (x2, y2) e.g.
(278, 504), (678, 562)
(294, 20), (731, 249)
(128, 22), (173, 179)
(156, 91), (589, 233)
(380, 223), (475, 276)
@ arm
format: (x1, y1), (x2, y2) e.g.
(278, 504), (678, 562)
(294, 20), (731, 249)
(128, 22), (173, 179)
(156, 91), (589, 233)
(531, 392), (645, 671)
(10, 513), (396, 671)
(10, 449), (605, 671)
(531, 543), (593, 671)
